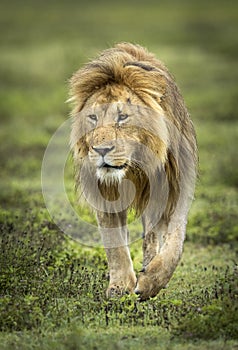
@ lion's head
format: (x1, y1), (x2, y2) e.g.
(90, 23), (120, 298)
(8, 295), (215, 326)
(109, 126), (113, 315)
(69, 43), (197, 223)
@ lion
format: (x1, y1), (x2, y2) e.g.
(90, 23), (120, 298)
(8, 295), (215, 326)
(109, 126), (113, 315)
(69, 43), (198, 300)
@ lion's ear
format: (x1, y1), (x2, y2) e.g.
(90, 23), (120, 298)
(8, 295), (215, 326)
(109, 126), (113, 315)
(122, 62), (167, 108)
(123, 61), (157, 72)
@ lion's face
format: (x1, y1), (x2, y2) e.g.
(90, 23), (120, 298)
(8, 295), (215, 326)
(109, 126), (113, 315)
(72, 95), (168, 186)
(86, 102), (140, 184)
(88, 124), (131, 185)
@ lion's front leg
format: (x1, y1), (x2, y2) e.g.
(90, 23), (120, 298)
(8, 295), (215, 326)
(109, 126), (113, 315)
(105, 246), (137, 297)
(135, 220), (186, 300)
(97, 211), (136, 297)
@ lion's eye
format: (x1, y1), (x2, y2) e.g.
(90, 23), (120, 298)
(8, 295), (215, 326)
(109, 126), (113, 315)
(118, 114), (128, 122)
(88, 114), (98, 123)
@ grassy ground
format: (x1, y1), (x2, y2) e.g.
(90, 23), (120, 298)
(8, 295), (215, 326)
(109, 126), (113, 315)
(0, 0), (238, 349)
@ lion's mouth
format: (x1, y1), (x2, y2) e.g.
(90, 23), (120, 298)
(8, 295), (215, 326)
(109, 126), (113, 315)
(96, 162), (127, 184)
(99, 162), (127, 170)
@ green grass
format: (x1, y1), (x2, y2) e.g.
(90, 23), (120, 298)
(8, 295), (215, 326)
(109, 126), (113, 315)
(0, 0), (238, 348)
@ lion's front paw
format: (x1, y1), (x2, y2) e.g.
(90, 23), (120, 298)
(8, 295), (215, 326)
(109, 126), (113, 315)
(106, 285), (128, 298)
(106, 272), (137, 298)
(135, 254), (174, 300)
(134, 272), (162, 300)
(106, 281), (136, 298)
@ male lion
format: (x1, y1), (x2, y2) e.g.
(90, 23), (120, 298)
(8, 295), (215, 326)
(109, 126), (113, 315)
(69, 43), (197, 300)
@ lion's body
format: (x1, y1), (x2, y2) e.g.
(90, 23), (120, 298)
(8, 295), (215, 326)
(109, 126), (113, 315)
(70, 43), (197, 300)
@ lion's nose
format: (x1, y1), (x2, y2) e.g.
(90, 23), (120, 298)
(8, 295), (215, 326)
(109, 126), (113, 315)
(92, 146), (115, 157)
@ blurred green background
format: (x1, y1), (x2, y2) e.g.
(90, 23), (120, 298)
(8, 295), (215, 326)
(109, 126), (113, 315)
(0, 0), (238, 348)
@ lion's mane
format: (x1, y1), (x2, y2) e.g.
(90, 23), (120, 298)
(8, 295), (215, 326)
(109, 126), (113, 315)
(69, 43), (197, 225)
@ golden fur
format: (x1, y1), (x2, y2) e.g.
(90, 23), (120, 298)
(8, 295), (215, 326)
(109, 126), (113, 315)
(69, 43), (198, 300)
